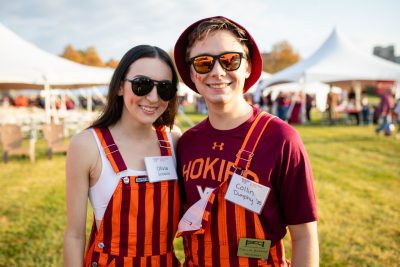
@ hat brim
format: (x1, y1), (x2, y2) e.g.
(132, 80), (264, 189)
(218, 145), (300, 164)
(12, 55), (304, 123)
(174, 16), (262, 94)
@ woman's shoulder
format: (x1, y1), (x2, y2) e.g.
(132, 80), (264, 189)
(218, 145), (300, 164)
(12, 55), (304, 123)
(68, 128), (98, 155)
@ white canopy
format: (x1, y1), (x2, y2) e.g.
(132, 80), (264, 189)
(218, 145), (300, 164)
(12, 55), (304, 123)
(263, 28), (400, 87)
(0, 23), (113, 90)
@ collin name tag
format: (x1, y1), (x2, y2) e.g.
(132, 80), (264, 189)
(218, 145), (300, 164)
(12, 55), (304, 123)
(225, 173), (270, 214)
(237, 238), (271, 260)
(144, 156), (178, 183)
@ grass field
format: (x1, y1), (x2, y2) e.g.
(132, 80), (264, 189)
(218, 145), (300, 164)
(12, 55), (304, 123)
(0, 110), (399, 266)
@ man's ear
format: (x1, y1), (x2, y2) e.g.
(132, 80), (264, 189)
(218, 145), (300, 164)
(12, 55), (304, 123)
(245, 60), (251, 79)
(190, 68), (197, 84)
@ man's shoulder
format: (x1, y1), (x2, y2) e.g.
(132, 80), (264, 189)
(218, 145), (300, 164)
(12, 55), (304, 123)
(262, 115), (302, 143)
(181, 118), (208, 137)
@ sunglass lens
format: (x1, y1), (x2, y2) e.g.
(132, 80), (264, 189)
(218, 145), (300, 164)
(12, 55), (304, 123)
(219, 53), (241, 71)
(193, 56), (214, 74)
(131, 77), (153, 96)
(157, 82), (176, 101)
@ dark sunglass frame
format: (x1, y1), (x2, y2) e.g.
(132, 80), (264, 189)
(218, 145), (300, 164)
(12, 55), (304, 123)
(124, 76), (176, 101)
(188, 52), (244, 74)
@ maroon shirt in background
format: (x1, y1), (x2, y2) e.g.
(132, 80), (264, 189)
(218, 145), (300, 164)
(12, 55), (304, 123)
(176, 106), (318, 245)
(378, 91), (394, 116)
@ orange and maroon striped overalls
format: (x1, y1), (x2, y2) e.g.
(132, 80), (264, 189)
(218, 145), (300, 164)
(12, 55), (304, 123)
(84, 127), (180, 267)
(180, 112), (289, 267)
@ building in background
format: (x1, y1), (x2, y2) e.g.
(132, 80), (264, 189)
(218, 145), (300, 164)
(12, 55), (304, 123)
(373, 45), (400, 64)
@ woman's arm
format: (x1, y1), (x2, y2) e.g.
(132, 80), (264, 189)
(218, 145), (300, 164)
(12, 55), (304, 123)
(288, 221), (319, 267)
(63, 131), (97, 267)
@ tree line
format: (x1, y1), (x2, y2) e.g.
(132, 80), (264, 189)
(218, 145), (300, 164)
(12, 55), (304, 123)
(61, 40), (300, 73)
(60, 44), (119, 68)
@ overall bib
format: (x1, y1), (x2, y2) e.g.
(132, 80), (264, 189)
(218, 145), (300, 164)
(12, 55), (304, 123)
(84, 127), (180, 267)
(178, 113), (289, 267)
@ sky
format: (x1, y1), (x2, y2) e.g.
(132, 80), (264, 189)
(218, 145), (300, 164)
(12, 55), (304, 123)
(1, 0), (399, 62)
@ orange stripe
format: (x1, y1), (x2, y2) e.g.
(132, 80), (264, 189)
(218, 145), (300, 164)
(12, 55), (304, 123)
(123, 256), (131, 266)
(203, 216), (213, 261)
(234, 112), (264, 166)
(95, 128), (120, 173)
(111, 186), (122, 255)
(97, 252), (109, 266)
(191, 236), (199, 264)
(245, 115), (275, 169)
(144, 183), (155, 256)
(218, 191), (229, 264)
(236, 205), (249, 267)
(251, 114), (274, 151)
(159, 183), (169, 253)
(140, 256), (147, 266)
(270, 242), (280, 267)
(128, 181), (139, 256)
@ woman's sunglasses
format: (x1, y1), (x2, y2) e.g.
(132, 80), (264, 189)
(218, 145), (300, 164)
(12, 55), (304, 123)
(124, 76), (177, 101)
(188, 52), (245, 74)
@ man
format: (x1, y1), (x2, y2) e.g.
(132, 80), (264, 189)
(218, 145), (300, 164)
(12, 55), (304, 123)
(174, 16), (318, 267)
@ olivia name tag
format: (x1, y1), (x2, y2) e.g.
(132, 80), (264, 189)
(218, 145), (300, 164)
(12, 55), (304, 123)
(225, 173), (270, 214)
(144, 156), (177, 183)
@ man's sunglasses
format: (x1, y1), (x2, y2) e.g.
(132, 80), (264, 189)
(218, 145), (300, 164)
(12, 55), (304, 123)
(188, 52), (245, 74)
(124, 76), (176, 101)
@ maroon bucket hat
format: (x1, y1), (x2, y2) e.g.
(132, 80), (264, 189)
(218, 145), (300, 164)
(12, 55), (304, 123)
(174, 16), (262, 94)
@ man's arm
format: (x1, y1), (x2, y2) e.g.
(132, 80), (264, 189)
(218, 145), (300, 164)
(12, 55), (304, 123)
(288, 221), (319, 267)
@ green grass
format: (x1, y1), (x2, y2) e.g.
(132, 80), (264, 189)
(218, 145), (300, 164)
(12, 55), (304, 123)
(0, 112), (399, 266)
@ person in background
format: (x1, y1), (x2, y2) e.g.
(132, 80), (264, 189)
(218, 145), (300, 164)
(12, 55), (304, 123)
(327, 89), (338, 125)
(393, 97), (400, 138)
(63, 45), (181, 267)
(306, 93), (314, 122)
(174, 16), (318, 266)
(375, 88), (394, 135)
(361, 93), (370, 125)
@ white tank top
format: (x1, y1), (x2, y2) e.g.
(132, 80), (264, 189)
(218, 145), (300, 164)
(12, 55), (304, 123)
(88, 128), (176, 221)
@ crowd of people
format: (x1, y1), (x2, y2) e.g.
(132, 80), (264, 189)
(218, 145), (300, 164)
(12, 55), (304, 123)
(1, 93), (105, 111)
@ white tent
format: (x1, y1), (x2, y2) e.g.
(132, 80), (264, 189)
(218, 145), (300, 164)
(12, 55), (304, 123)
(0, 23), (113, 90)
(0, 23), (114, 122)
(263, 28), (400, 87)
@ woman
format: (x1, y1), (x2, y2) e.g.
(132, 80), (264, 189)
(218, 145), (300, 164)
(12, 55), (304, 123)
(63, 45), (181, 267)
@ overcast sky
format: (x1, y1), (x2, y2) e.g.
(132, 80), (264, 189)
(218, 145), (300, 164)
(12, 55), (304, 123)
(1, 0), (399, 61)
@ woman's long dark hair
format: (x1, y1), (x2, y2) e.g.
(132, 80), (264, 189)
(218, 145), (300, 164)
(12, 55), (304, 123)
(90, 45), (179, 129)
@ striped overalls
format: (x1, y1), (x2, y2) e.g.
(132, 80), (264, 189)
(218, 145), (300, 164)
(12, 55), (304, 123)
(84, 127), (181, 267)
(180, 112), (289, 267)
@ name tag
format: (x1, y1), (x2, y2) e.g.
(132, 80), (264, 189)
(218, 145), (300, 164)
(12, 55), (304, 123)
(225, 173), (270, 214)
(237, 238), (270, 260)
(144, 156), (178, 183)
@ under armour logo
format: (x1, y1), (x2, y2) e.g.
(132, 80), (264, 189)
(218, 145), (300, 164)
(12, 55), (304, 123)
(212, 142), (224, 151)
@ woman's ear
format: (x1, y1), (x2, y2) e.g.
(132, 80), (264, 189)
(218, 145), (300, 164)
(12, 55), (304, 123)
(118, 83), (124, 96)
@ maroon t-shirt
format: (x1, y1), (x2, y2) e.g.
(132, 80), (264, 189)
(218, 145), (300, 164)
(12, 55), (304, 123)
(177, 106), (317, 244)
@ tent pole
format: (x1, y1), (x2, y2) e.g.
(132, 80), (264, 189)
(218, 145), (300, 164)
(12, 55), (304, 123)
(87, 88), (93, 112)
(300, 75), (307, 124)
(44, 81), (51, 124)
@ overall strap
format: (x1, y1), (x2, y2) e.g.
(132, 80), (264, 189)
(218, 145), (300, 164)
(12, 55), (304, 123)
(94, 128), (127, 173)
(234, 111), (276, 174)
(155, 126), (172, 156)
